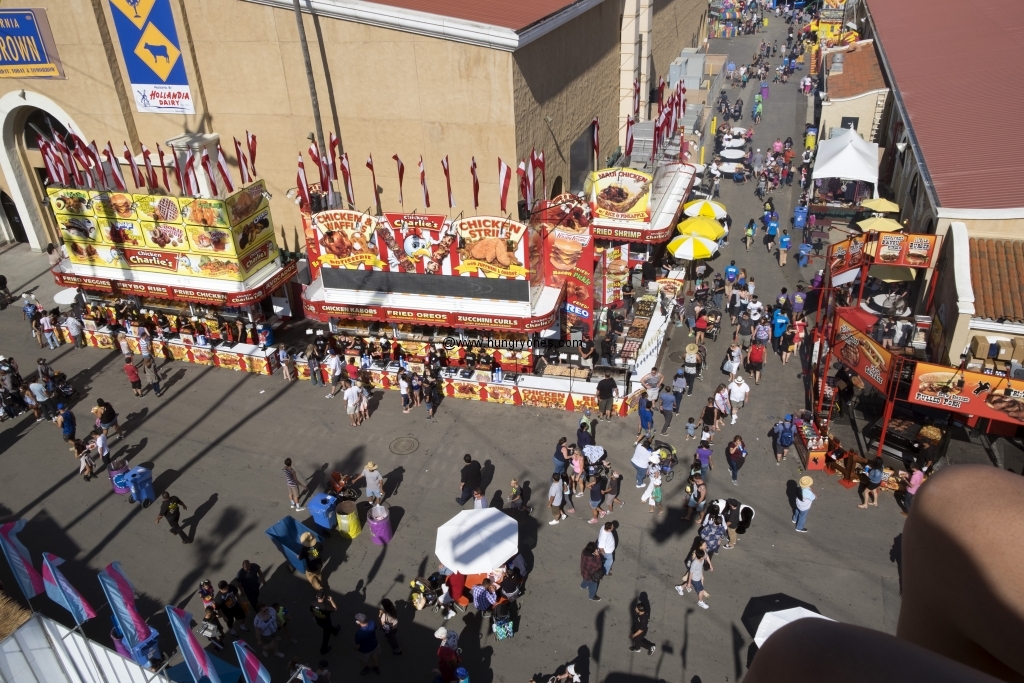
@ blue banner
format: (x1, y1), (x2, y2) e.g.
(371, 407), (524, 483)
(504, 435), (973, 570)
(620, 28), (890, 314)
(107, 0), (194, 113)
(0, 9), (64, 79)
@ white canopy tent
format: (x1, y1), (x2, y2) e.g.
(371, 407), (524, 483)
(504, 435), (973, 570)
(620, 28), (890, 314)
(811, 127), (880, 197)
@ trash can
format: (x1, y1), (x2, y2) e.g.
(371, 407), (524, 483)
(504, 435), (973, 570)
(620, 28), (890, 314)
(337, 501), (361, 539)
(805, 127), (817, 150)
(109, 458), (131, 495)
(798, 243), (813, 268)
(367, 503), (393, 546)
(266, 516), (321, 572)
(793, 206), (808, 229)
(126, 466), (155, 507)
(308, 493), (338, 532)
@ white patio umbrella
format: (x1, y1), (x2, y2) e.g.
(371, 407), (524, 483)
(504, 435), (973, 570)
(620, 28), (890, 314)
(754, 607), (834, 647)
(435, 509), (519, 574)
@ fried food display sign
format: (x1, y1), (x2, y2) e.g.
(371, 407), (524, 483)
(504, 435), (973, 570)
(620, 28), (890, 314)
(832, 315), (891, 391)
(453, 217), (528, 278)
(909, 362), (1024, 426)
(585, 168), (652, 227)
(311, 210), (386, 269)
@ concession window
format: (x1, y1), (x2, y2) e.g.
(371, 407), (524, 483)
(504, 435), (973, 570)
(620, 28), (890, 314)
(322, 268), (531, 302)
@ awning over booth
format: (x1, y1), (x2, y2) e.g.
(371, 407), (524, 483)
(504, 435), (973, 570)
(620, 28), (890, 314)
(811, 128), (879, 191)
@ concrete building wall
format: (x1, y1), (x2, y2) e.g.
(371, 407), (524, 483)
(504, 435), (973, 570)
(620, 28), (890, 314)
(512, 0), (620, 195)
(650, 0), (707, 84)
(819, 92), (885, 143)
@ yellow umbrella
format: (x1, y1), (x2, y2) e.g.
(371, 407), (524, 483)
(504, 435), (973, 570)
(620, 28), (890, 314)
(857, 216), (903, 233)
(677, 215), (726, 240)
(683, 199), (728, 219)
(868, 265), (916, 283)
(667, 234), (719, 261)
(861, 197), (900, 213)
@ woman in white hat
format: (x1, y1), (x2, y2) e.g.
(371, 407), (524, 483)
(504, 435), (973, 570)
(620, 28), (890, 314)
(793, 475), (814, 532)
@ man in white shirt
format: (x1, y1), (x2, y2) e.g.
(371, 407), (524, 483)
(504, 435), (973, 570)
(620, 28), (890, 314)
(90, 427), (110, 466)
(547, 473), (566, 525)
(64, 316), (84, 349)
(597, 521), (616, 576)
(342, 380), (362, 426)
(324, 349), (344, 399)
(746, 296), (765, 322)
(728, 377), (751, 424)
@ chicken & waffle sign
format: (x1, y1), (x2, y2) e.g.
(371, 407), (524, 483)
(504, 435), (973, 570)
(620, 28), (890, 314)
(311, 210), (387, 269)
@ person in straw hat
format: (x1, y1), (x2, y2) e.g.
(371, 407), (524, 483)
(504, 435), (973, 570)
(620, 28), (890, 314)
(299, 532), (328, 589)
(793, 476), (815, 533)
(351, 461), (384, 506)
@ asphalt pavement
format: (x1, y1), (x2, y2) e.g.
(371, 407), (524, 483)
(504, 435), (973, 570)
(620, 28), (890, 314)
(0, 18), (906, 683)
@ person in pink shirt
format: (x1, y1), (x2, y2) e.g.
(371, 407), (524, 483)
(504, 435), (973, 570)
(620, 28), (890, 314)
(772, 138), (784, 153)
(899, 463), (925, 515)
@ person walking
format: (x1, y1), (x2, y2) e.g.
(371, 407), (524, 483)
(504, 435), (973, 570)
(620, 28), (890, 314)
(200, 606), (226, 650)
(636, 398), (655, 443)
(305, 340), (323, 387)
(282, 458), (306, 511)
(597, 521), (616, 576)
(628, 602), (656, 653)
(299, 532), (327, 590)
(351, 461), (384, 506)
(722, 498), (742, 549)
(141, 358), (162, 396)
(695, 441), (713, 482)
(778, 230), (791, 266)
(88, 427), (110, 468)
(773, 414), (797, 465)
(324, 349), (344, 398)
(678, 549), (711, 609)
(236, 560), (265, 609)
(682, 474), (708, 522)
(548, 473), (567, 525)
(671, 370), (687, 412)
(553, 437), (570, 475)
(254, 603), (285, 658)
(434, 627), (461, 682)
(793, 475), (815, 532)
(579, 541), (604, 601)
(39, 312), (59, 350)
(747, 339), (767, 385)
(378, 599), (402, 655)
(724, 436), (747, 485)
(630, 438), (653, 488)
(596, 371), (619, 421)
(858, 457), (884, 509)
(456, 454), (481, 506)
(123, 357), (143, 398)
(93, 399), (125, 440)
(587, 477), (606, 523)
(602, 471), (624, 512)
(641, 470), (664, 515)
(214, 580), (249, 635)
(27, 377), (55, 421)
(657, 385), (676, 435)
(310, 591), (339, 655)
(723, 343), (742, 381)
(728, 377), (750, 424)
(342, 380), (363, 426)
(155, 492), (191, 543)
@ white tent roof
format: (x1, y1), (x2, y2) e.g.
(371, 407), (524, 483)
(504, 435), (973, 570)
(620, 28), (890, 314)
(811, 127), (879, 186)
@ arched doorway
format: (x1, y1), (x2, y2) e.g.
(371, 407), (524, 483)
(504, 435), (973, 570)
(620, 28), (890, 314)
(1, 191), (27, 243)
(550, 176), (563, 198)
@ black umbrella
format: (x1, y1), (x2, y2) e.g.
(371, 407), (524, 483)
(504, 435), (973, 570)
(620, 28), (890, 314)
(740, 593), (820, 637)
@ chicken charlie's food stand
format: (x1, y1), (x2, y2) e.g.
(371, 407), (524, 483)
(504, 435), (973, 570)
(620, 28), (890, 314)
(49, 179), (296, 374)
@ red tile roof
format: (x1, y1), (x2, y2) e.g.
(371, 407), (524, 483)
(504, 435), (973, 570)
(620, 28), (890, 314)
(868, 0), (1024, 209)
(825, 42), (887, 100)
(365, 0), (584, 30)
(969, 237), (1024, 322)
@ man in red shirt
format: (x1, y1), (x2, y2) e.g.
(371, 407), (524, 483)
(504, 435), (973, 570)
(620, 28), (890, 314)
(345, 358), (360, 381)
(123, 356), (143, 398)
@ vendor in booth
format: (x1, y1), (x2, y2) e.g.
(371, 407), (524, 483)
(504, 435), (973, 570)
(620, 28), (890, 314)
(464, 347), (479, 371)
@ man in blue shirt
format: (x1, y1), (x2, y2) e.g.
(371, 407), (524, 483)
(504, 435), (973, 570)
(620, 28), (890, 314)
(658, 386), (677, 435)
(353, 612), (380, 674)
(765, 214), (779, 252)
(771, 308), (790, 355)
(724, 261), (739, 299)
(472, 579), (497, 612)
(779, 230), (792, 266)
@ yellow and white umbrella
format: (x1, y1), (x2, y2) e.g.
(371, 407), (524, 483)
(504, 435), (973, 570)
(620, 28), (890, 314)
(683, 199), (728, 219)
(861, 197), (900, 213)
(668, 234), (719, 261)
(677, 215), (726, 240)
(857, 216), (903, 233)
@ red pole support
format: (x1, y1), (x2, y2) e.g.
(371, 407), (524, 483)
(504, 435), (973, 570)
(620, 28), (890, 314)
(875, 355), (902, 459)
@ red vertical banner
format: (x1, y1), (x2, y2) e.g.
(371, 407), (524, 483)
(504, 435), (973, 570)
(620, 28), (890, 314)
(302, 213), (322, 281)
(537, 194), (595, 337)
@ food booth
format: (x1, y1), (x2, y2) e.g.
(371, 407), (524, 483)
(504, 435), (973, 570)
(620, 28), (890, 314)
(48, 179), (297, 375)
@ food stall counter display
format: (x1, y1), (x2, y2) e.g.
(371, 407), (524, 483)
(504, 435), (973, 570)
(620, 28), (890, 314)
(634, 297), (657, 317)
(795, 419), (828, 470)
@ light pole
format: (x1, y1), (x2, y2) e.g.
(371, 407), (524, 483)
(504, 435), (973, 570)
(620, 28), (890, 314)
(293, 0), (328, 191)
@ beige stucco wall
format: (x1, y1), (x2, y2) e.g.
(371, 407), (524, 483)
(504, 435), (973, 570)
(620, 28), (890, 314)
(819, 91), (885, 143)
(511, 0), (620, 195)
(651, 0), (707, 82)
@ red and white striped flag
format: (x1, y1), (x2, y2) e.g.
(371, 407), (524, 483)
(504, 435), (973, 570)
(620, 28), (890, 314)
(141, 144), (159, 189)
(633, 77), (640, 116)
(470, 157), (480, 210)
(246, 131), (258, 176)
(366, 154), (381, 213)
(233, 138), (253, 185)
(497, 158), (512, 213)
(658, 76), (666, 109)
(592, 117), (600, 163)
(533, 150), (546, 199)
(328, 133), (339, 182)
(170, 149), (184, 193)
(155, 143), (170, 192)
(527, 149), (536, 203)
(122, 143), (144, 188)
(200, 148), (219, 196)
(392, 154), (405, 206)
(625, 115), (635, 156)
(216, 144), (235, 194)
(516, 160), (531, 208)
(308, 143), (324, 184)
(89, 141), (109, 188)
(417, 156), (430, 208)
(38, 139), (61, 185)
(339, 152), (354, 207)
(104, 142), (126, 191)
(56, 136), (82, 187)
(72, 144), (95, 188)
(441, 155), (455, 208)
(296, 153), (311, 209)
(183, 149), (198, 196)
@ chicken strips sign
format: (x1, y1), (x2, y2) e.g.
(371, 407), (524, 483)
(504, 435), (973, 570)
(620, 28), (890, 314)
(453, 216), (528, 279)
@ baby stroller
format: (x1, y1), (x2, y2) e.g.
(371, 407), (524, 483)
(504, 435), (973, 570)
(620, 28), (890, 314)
(582, 445), (609, 480)
(491, 601), (514, 641)
(703, 310), (723, 342)
(651, 441), (679, 482)
(325, 472), (361, 500)
(410, 574), (445, 613)
(46, 371), (79, 401)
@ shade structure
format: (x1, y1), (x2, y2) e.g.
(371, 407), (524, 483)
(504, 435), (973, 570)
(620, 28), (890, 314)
(861, 197), (900, 213)
(868, 265), (916, 283)
(668, 234), (719, 261)
(811, 127), (879, 191)
(683, 199), (728, 219)
(856, 216), (903, 233)
(754, 607), (833, 647)
(677, 215), (726, 240)
(435, 509), (518, 574)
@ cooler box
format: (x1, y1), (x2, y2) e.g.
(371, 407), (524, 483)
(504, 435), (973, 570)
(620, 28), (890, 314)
(308, 493), (338, 531)
(266, 516), (321, 573)
(109, 458), (131, 495)
(126, 466), (155, 507)
(805, 127), (817, 150)
(367, 503), (393, 546)
(336, 501), (361, 539)
(793, 206), (808, 229)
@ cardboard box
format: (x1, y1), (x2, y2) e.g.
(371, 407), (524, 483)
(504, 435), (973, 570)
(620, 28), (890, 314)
(1012, 338), (1024, 363)
(966, 357), (985, 372)
(969, 335), (990, 359)
(995, 339), (1013, 360)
